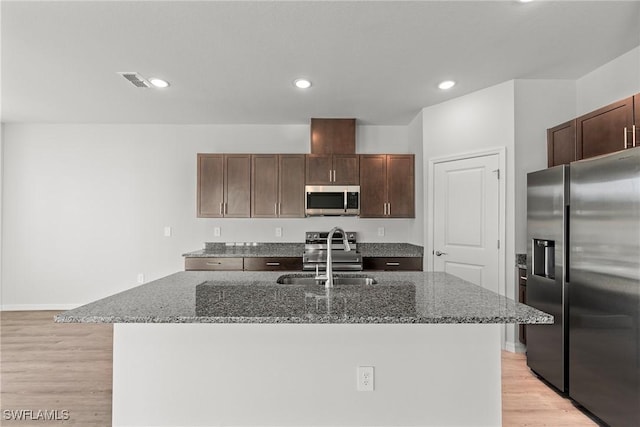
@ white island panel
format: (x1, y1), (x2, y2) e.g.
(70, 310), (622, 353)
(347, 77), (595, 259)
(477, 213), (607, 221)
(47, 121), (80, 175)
(113, 323), (501, 427)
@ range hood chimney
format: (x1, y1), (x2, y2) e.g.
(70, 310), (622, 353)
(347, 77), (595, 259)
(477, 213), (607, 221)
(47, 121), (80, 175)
(310, 118), (356, 154)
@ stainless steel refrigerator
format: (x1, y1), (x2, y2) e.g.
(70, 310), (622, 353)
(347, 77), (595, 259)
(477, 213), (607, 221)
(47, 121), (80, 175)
(569, 147), (640, 427)
(527, 147), (640, 426)
(526, 164), (570, 393)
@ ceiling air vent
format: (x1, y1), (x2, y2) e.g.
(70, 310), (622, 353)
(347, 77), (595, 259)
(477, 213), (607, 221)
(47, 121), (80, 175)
(117, 72), (151, 88)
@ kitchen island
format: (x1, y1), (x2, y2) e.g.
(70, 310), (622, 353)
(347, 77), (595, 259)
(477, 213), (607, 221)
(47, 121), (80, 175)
(56, 271), (551, 427)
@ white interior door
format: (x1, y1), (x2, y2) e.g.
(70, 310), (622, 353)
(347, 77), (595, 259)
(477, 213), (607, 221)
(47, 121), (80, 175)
(433, 154), (500, 294)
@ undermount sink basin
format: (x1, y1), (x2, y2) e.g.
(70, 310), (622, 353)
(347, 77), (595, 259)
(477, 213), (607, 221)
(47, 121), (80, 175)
(276, 274), (377, 286)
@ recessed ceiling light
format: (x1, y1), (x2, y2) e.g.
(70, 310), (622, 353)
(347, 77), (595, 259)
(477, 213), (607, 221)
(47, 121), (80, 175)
(294, 78), (312, 89)
(519, 0), (534, 3)
(438, 80), (456, 90)
(149, 78), (170, 88)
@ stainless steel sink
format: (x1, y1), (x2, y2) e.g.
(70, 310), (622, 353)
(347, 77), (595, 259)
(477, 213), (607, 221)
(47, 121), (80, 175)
(276, 274), (377, 286)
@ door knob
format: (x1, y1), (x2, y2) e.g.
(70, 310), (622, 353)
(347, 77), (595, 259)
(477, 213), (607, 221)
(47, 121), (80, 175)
(435, 250), (448, 256)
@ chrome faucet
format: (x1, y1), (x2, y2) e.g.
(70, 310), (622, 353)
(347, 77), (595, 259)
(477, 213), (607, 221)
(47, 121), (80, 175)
(325, 226), (351, 288)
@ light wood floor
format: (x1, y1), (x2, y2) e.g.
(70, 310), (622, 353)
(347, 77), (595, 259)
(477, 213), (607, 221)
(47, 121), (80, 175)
(1, 311), (599, 426)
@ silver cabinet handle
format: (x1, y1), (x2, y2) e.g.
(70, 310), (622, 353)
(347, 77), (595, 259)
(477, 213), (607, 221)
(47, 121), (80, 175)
(624, 127), (629, 149)
(206, 261), (222, 265)
(634, 125), (637, 148)
(383, 203), (387, 215)
(329, 170), (333, 182)
(386, 262), (400, 266)
(435, 250), (448, 256)
(266, 262), (280, 266)
(387, 203), (390, 216)
(279, 202), (281, 216)
(333, 170), (337, 182)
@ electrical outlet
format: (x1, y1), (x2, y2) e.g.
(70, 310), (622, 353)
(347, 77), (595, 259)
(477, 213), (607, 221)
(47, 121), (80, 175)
(137, 273), (145, 284)
(164, 226), (172, 237)
(214, 227), (221, 237)
(357, 366), (374, 391)
(275, 227), (282, 237)
(377, 227), (385, 237)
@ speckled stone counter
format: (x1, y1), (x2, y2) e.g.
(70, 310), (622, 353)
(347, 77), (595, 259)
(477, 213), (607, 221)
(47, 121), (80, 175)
(55, 271), (551, 324)
(182, 242), (424, 258)
(183, 242), (304, 258)
(516, 253), (527, 269)
(358, 242), (423, 257)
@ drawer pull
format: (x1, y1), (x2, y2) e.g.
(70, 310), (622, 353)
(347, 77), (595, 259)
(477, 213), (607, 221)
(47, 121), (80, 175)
(386, 262), (400, 266)
(266, 262), (280, 266)
(206, 261), (223, 266)
(520, 276), (527, 281)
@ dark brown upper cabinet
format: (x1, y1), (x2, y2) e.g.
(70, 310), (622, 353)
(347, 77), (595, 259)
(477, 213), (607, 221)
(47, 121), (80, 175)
(634, 94), (640, 147)
(547, 120), (576, 167)
(305, 154), (359, 185)
(576, 96), (634, 160)
(251, 154), (305, 218)
(359, 154), (414, 218)
(310, 118), (356, 154)
(548, 94), (640, 167)
(197, 153), (251, 218)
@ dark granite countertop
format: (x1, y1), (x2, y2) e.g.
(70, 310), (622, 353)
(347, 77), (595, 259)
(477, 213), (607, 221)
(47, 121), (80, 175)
(183, 243), (304, 258)
(182, 242), (423, 258)
(55, 271), (551, 325)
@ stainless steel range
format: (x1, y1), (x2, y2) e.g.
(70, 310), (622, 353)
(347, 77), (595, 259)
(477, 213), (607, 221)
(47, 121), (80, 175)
(303, 231), (362, 271)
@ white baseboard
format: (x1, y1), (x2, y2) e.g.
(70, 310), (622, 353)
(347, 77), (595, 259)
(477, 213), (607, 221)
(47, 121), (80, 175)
(504, 340), (526, 354)
(1, 304), (79, 311)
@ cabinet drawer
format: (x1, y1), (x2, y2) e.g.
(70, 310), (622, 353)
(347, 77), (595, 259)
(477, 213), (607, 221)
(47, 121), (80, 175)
(185, 257), (243, 271)
(243, 257), (303, 271)
(362, 257), (423, 271)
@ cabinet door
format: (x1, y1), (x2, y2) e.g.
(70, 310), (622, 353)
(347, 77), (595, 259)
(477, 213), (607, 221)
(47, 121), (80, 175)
(251, 155), (278, 218)
(547, 120), (576, 167)
(362, 257), (422, 271)
(577, 97), (634, 160)
(305, 154), (332, 184)
(197, 154), (224, 218)
(243, 257), (303, 271)
(224, 154), (251, 217)
(387, 155), (414, 218)
(359, 155), (387, 217)
(332, 154), (359, 184)
(185, 257), (243, 271)
(279, 155), (306, 217)
(310, 118), (355, 154)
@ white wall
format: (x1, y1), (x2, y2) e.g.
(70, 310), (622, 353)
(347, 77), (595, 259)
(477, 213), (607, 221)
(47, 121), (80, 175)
(514, 80), (576, 254)
(421, 80), (516, 349)
(1, 123), (410, 308)
(576, 46), (640, 116)
(406, 111), (424, 247)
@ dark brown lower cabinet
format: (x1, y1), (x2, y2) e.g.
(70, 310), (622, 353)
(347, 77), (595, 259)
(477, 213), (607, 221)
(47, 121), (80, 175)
(243, 257), (303, 271)
(185, 257), (243, 271)
(185, 257), (302, 271)
(363, 257), (422, 271)
(518, 267), (527, 345)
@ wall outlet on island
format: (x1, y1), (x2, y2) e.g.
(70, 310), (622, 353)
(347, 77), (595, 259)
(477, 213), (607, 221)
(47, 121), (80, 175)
(213, 227), (221, 237)
(377, 227), (385, 237)
(357, 366), (375, 392)
(137, 273), (145, 284)
(275, 227), (282, 237)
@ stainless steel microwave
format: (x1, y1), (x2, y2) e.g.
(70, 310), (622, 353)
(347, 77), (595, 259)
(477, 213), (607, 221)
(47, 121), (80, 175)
(305, 185), (360, 216)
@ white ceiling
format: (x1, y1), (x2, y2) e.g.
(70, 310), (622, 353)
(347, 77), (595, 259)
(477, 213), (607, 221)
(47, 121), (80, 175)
(2, 1), (639, 125)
